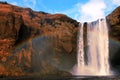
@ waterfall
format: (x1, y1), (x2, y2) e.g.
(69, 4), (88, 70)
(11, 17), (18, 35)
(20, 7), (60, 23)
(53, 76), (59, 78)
(72, 18), (111, 75)
(77, 23), (84, 67)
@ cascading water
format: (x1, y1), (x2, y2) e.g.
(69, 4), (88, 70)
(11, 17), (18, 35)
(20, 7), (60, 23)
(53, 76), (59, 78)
(72, 18), (111, 75)
(77, 23), (84, 67)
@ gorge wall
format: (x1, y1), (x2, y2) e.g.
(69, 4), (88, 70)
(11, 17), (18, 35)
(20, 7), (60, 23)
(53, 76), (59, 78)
(0, 2), (120, 76)
(107, 6), (120, 73)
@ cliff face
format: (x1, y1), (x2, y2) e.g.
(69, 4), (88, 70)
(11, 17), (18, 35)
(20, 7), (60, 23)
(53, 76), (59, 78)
(107, 6), (120, 41)
(107, 6), (120, 72)
(0, 2), (78, 76)
(0, 2), (120, 77)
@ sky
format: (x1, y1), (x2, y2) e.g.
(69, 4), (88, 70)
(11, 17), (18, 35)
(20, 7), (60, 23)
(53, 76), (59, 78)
(1, 0), (120, 22)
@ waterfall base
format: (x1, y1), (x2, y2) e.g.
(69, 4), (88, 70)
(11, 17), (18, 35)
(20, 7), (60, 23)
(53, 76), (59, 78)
(72, 64), (113, 76)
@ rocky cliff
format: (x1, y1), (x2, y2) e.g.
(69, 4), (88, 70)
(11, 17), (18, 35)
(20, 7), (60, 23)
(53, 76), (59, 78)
(0, 2), (120, 77)
(0, 2), (78, 77)
(107, 6), (120, 73)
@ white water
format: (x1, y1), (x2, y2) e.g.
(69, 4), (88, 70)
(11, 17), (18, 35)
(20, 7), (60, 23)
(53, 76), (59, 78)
(77, 23), (84, 67)
(72, 18), (111, 76)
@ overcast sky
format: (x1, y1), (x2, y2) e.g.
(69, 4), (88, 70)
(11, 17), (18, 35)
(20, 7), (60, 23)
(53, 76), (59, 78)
(1, 0), (120, 22)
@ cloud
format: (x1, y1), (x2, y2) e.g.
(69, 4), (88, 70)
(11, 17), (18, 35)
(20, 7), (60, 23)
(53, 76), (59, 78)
(53, 0), (106, 22)
(78, 0), (106, 22)
(57, 0), (109, 22)
(77, 0), (120, 22)
(112, 0), (120, 5)
(57, 0), (118, 22)
(23, 0), (37, 9)
(11, 2), (18, 5)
